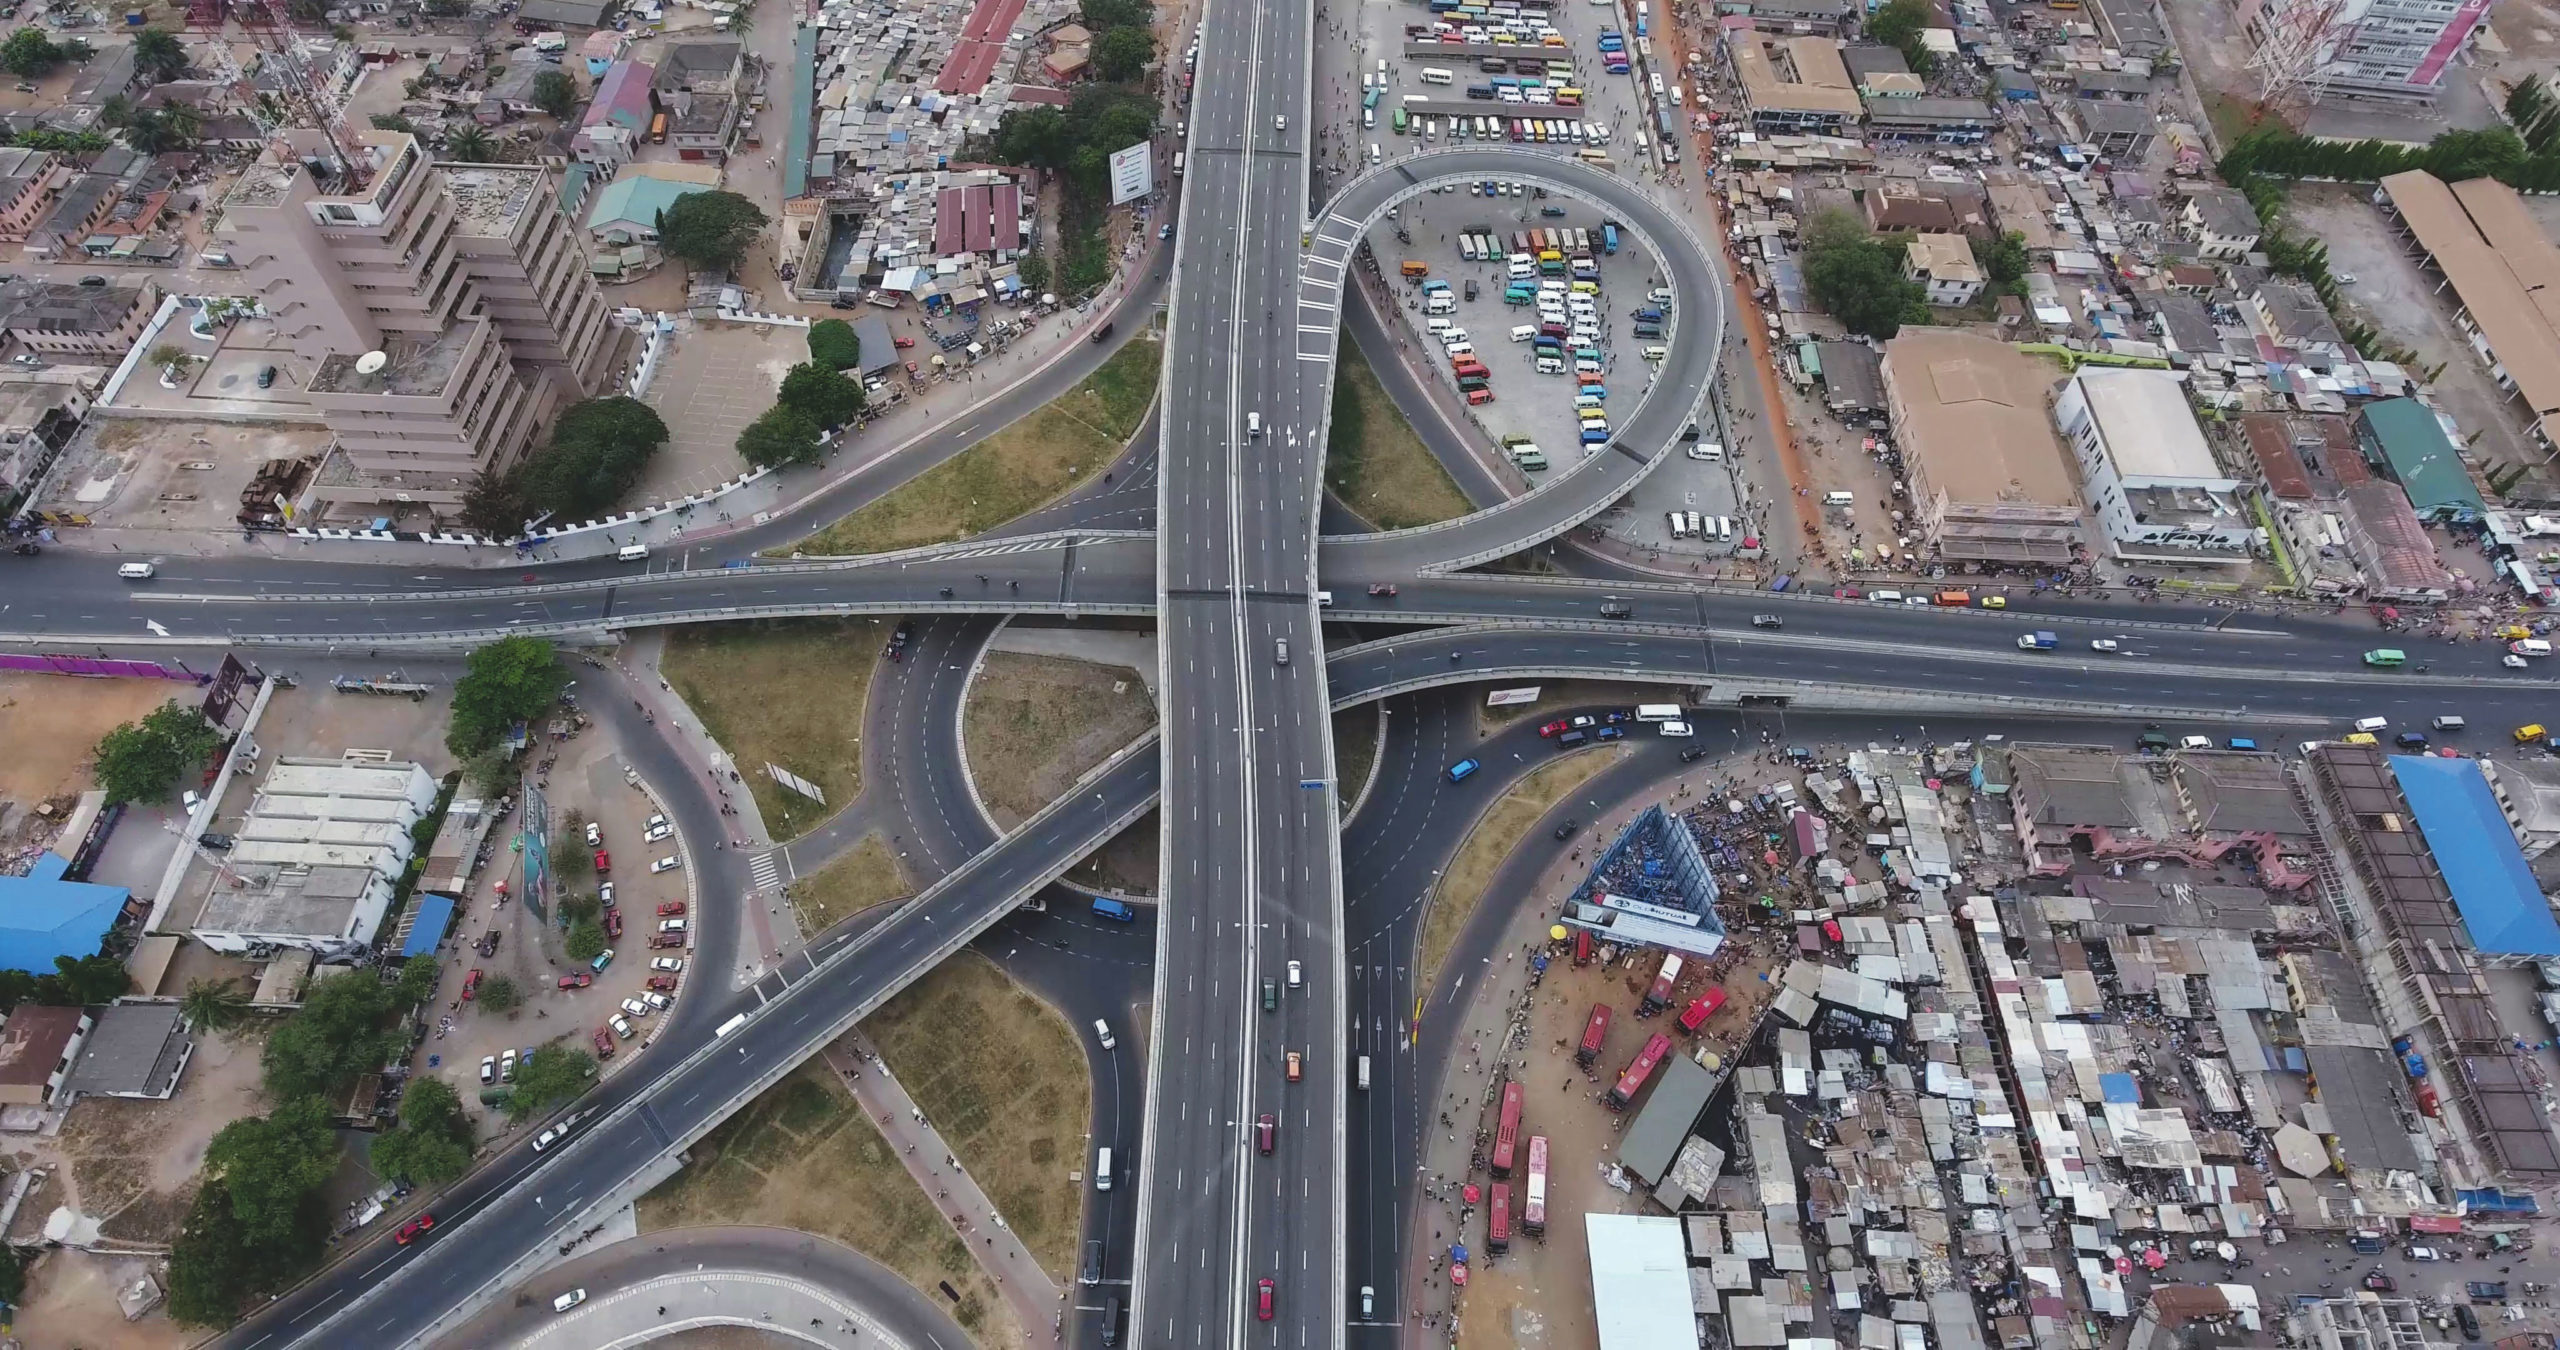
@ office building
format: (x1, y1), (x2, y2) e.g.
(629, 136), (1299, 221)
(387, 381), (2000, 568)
(2056, 368), (2255, 562)
(1879, 328), (2083, 563)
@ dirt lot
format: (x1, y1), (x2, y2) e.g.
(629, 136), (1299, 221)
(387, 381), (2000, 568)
(793, 832), (913, 934)
(14, 1247), (194, 1350)
(864, 952), (1089, 1281)
(662, 618), (886, 840)
(963, 653), (1158, 829)
(0, 671), (182, 816)
(32, 419), (333, 534)
(1065, 810), (1158, 897)
(639, 1063), (1020, 1346)
(1421, 747), (1626, 990)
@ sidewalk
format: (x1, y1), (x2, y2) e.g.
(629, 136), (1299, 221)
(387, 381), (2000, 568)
(821, 1039), (1069, 1345)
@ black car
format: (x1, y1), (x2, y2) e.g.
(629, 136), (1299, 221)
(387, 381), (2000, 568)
(257, 365), (277, 388)
(1080, 1240), (1104, 1286)
(1679, 747), (1708, 763)
(1552, 819), (1578, 840)
(77, 275), (105, 286)
(1092, 322), (1115, 343)
(2456, 1305), (2481, 1341)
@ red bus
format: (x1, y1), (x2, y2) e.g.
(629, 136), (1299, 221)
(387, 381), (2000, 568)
(1572, 928), (1592, 966)
(1487, 1181), (1512, 1252)
(1676, 987), (1726, 1035)
(1491, 1079), (1524, 1176)
(1523, 1135), (1548, 1235)
(1640, 952), (1683, 1013)
(1608, 1033), (1671, 1110)
(1577, 1004), (1612, 1065)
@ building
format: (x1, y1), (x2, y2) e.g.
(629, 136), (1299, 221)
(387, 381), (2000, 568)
(1585, 1215), (1703, 1350)
(1840, 44), (1921, 97)
(25, 171), (121, 258)
(584, 174), (711, 247)
(211, 131), (610, 514)
(2339, 479), (2454, 600)
(0, 1006), (87, 1107)
(189, 756), (441, 958)
(1904, 233), (1983, 307)
(1714, 0), (1858, 36)
(932, 176), (1023, 259)
(2088, 0), (2171, 58)
(2249, 277), (2346, 352)
(2055, 368), (2255, 561)
(1878, 328), (2082, 562)
(2181, 186), (2263, 259)
(655, 40), (745, 161)
(65, 43), (140, 111)
(0, 278), (157, 359)
(1861, 96), (2000, 144)
(2392, 755), (2560, 958)
(60, 1002), (191, 1102)
(0, 148), (65, 242)
(516, 0), (612, 23)
(1812, 339), (1885, 419)
(2356, 397), (2482, 522)
(575, 59), (656, 174)
(2069, 99), (2155, 159)
(1725, 32), (1863, 134)
(2238, 0), (2495, 104)
(0, 853), (127, 975)
(2482, 755), (2560, 864)
(2375, 171), (2560, 460)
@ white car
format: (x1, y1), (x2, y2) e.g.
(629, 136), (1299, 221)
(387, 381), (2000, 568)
(533, 1118), (577, 1153)
(649, 855), (680, 874)
(2507, 654), (2532, 669)
(659, 917), (687, 933)
(479, 1055), (497, 1084)
(1273, 114), (1286, 132)
(642, 990), (671, 1010)
(621, 997), (652, 1019)
(651, 956), (685, 972)
(642, 823), (672, 843)
(500, 1047), (518, 1082)
(610, 1014), (635, 1039)
(2090, 639), (2120, 652)
(597, 880), (614, 905)
(553, 1289), (588, 1314)
(643, 813), (667, 832)
(583, 821), (601, 847)
(1658, 720), (1694, 737)
(1288, 959), (1303, 988)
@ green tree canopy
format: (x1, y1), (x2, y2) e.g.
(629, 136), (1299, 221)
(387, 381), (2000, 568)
(777, 362), (867, 429)
(369, 1076), (473, 1184)
(1093, 26), (1153, 82)
(657, 190), (767, 272)
(1863, 0), (1936, 75)
(180, 977), (251, 1034)
(807, 318), (861, 371)
(92, 699), (221, 805)
(737, 404), (823, 469)
(1801, 209), (1928, 340)
(564, 917), (607, 963)
(443, 124), (495, 162)
(979, 86), (1155, 196)
(446, 636), (564, 759)
(203, 1097), (338, 1258)
(261, 961), (405, 1102)
(475, 973), (521, 1014)
(394, 955), (440, 1008)
(506, 395), (670, 524)
(44, 953), (129, 1005)
(133, 27), (187, 83)
(531, 68), (579, 120)
(1080, 0), (1150, 28)
(0, 29), (83, 79)
(506, 1044), (597, 1121)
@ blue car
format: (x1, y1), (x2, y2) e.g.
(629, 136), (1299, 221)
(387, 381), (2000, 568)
(2227, 737), (2258, 751)
(1596, 726), (1625, 741)
(1447, 758), (1480, 783)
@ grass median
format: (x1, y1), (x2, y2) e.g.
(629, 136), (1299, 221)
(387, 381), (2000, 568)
(1418, 746), (1626, 993)
(661, 618), (881, 840)
(792, 832), (913, 934)
(793, 334), (1162, 555)
(1324, 329), (1474, 530)
(962, 652), (1158, 828)
(1333, 706), (1380, 819)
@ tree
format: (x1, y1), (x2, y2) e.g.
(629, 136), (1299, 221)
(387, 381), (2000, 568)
(446, 636), (564, 759)
(1, 29), (71, 79)
(369, 112), (417, 134)
(1093, 26), (1153, 82)
(983, 105), (1073, 172)
(92, 699), (221, 804)
(394, 955), (440, 1009)
(531, 68), (579, 120)
(563, 917), (606, 963)
(559, 892), (600, 925)
(1080, 0), (1150, 28)
(1800, 209), (1928, 340)
(777, 362), (866, 429)
(149, 342), (195, 380)
(443, 124), (495, 162)
(1970, 230), (2028, 291)
(39, 954), (129, 1006)
(119, 103), (198, 154)
(459, 466), (531, 538)
(475, 973), (521, 1014)
(807, 318), (861, 371)
(261, 967), (404, 1102)
(507, 396), (668, 522)
(506, 1044), (596, 1121)
(133, 27), (188, 84)
(656, 190), (767, 273)
(551, 830), (593, 887)
(202, 1097), (338, 1259)
(180, 977), (251, 1034)
(736, 404), (822, 469)
(1016, 250), (1051, 296)
(1864, 0), (1936, 75)
(368, 1076), (473, 1185)
(168, 1180), (255, 1326)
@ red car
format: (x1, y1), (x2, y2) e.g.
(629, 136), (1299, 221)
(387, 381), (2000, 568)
(555, 972), (591, 990)
(1256, 1113), (1275, 1155)
(893, 335), (915, 349)
(593, 1029), (616, 1059)
(396, 1213), (435, 1245)
(604, 907), (623, 938)
(645, 975), (678, 993)
(593, 850), (611, 874)
(658, 901), (685, 917)
(1257, 1278), (1275, 1321)
(649, 932), (685, 949)
(1539, 718), (1572, 738)
(461, 968), (484, 1000)
(1367, 583), (1398, 597)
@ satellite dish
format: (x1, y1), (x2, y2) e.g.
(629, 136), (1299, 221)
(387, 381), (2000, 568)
(354, 350), (388, 375)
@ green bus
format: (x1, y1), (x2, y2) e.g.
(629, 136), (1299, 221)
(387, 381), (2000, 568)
(1392, 107), (1409, 134)
(2362, 649), (2407, 668)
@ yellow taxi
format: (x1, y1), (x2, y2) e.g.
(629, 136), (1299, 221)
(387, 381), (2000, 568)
(1978, 595), (2007, 609)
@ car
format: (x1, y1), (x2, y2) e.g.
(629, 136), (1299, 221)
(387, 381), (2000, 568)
(2090, 639), (2120, 652)
(1447, 759), (1479, 782)
(256, 364), (277, 388)
(2335, 271), (2359, 285)
(642, 822), (671, 843)
(1751, 614), (1782, 628)
(556, 972), (592, 990)
(659, 917), (686, 933)
(592, 849), (611, 874)
(77, 275), (105, 287)
(650, 932), (684, 949)
(584, 821), (601, 848)
(620, 996), (652, 1019)
(2507, 654), (2532, 668)
(1273, 114), (1286, 131)
(646, 974), (678, 992)
(1553, 818), (1579, 840)
(1262, 979), (1277, 1012)
(1539, 718), (1573, 738)
(1158, 223), (1174, 240)
(650, 956), (684, 972)
(462, 968), (484, 1000)
(591, 948), (616, 971)
(610, 1014), (635, 1039)
(1602, 710), (1633, 724)
(641, 990), (671, 1010)
(1256, 1113), (1276, 1154)
(1659, 721), (1693, 737)
(1287, 959), (1303, 988)
(597, 880), (615, 905)
(533, 1119), (575, 1152)
(2363, 1271), (2397, 1292)
(1978, 595), (2007, 609)
(500, 1047), (518, 1082)
(1091, 322), (1114, 343)
(1679, 747), (1708, 763)
(1568, 714), (1596, 730)
(2407, 1245), (2445, 1261)
(1540, 205), (1566, 217)
(604, 907), (623, 938)
(1285, 1050), (1303, 1082)
(1258, 1278), (1276, 1320)
(2457, 1305), (2481, 1340)
(658, 901), (686, 916)
(396, 1213), (435, 1244)
(552, 1289), (588, 1314)
(479, 1055), (497, 1084)
(893, 336), (916, 349)
(1082, 1239), (1105, 1286)
(592, 1028), (616, 1058)
(649, 855), (680, 874)
(1595, 726), (1625, 741)
(1368, 583), (1398, 597)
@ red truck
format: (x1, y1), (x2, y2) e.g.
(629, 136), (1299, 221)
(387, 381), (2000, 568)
(1676, 987), (1726, 1035)
(1639, 953), (1683, 1014)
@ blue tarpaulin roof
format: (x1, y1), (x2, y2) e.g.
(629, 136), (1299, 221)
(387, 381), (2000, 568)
(401, 893), (456, 960)
(0, 852), (125, 974)
(2391, 755), (2560, 956)
(2099, 1072), (2139, 1103)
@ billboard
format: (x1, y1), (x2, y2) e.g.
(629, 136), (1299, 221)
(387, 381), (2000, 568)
(1108, 141), (1155, 206)
(1485, 687), (1543, 707)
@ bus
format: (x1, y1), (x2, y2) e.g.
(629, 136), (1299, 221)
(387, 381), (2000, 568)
(1677, 987), (1725, 1035)
(649, 111), (669, 144)
(1522, 1136), (1548, 1235)
(1577, 1003), (1611, 1065)
(1608, 1033), (1671, 1110)
(1639, 952), (1682, 1013)
(2363, 649), (2406, 668)
(1634, 703), (1683, 721)
(1487, 1182), (1512, 1252)
(1420, 67), (1454, 85)
(1491, 1079), (1524, 1175)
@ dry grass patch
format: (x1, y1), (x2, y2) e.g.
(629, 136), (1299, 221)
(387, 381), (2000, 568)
(1324, 331), (1474, 530)
(1333, 706), (1381, 818)
(794, 832), (914, 934)
(963, 652), (1157, 828)
(1420, 747), (1627, 991)
(866, 952), (1090, 1281)
(661, 618), (884, 840)
(1066, 810), (1158, 898)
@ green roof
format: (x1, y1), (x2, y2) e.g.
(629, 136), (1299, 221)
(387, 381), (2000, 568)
(2359, 397), (2482, 519)
(583, 176), (712, 237)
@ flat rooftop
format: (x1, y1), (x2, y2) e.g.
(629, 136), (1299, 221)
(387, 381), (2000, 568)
(440, 163), (543, 236)
(1881, 328), (2077, 509)
(309, 319), (480, 397)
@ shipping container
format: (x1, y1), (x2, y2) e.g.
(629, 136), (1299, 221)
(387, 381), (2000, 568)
(1608, 1033), (1671, 1109)
(1491, 1079), (1524, 1175)
(1572, 929), (1593, 966)
(1577, 1003), (1611, 1065)
(1523, 1136), (1548, 1233)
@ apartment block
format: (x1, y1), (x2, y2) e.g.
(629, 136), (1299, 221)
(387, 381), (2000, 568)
(0, 148), (65, 242)
(2239, 0), (2495, 104)
(212, 130), (608, 513)
(0, 277), (159, 359)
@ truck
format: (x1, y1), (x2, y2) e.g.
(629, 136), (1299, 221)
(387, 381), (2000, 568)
(1522, 1136), (1548, 1234)
(1576, 1003), (1611, 1064)
(2017, 631), (2058, 651)
(1491, 1079), (1524, 1176)
(1640, 952), (1682, 1013)
(1487, 1181), (1512, 1252)
(1091, 897), (1137, 922)
(1608, 1033), (1670, 1109)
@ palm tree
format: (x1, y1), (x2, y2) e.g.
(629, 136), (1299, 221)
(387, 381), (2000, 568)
(444, 124), (495, 162)
(178, 977), (250, 1034)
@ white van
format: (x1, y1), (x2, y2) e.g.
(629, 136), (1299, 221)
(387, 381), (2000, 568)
(116, 561), (156, 580)
(1534, 357), (1564, 374)
(2354, 716), (2390, 733)
(1246, 412), (1262, 438)
(615, 543), (649, 563)
(1094, 1018), (1116, 1049)
(1642, 345), (1668, 362)
(1420, 66), (1454, 85)
(1635, 703), (1683, 722)
(1821, 490), (1855, 507)
(1509, 325), (1538, 343)
(1370, 142), (1383, 165)
(1357, 1055), (1371, 1091)
(2515, 638), (2553, 657)
(1665, 511), (1688, 538)
(1095, 1147), (1114, 1190)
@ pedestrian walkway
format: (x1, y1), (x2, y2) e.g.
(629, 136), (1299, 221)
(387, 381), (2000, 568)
(747, 850), (784, 892)
(820, 1039), (1068, 1344)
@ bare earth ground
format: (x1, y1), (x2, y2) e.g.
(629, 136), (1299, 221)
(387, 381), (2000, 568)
(963, 652), (1159, 829)
(793, 832), (914, 934)
(1066, 810), (1160, 898)
(661, 618), (885, 840)
(865, 952), (1091, 1282)
(13, 1248), (194, 1350)
(0, 672), (189, 812)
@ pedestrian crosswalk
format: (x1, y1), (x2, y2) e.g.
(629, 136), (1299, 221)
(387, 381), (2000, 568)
(748, 850), (783, 892)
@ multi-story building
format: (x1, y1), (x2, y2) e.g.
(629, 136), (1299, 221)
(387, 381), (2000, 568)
(0, 278), (158, 359)
(2055, 367), (2257, 562)
(1878, 327), (2083, 563)
(1903, 233), (1983, 307)
(212, 130), (610, 514)
(2239, 0), (2495, 104)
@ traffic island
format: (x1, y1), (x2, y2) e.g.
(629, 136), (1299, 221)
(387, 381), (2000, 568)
(660, 617), (886, 839)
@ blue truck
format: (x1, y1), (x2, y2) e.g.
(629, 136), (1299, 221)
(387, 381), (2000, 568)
(2017, 631), (2058, 651)
(1091, 897), (1137, 922)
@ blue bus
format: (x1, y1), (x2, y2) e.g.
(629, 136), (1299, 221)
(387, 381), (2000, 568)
(1092, 897), (1137, 922)
(1600, 222), (1619, 254)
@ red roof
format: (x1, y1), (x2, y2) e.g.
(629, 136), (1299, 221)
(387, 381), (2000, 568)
(936, 0), (1027, 94)
(933, 181), (1022, 256)
(2240, 415), (2312, 500)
